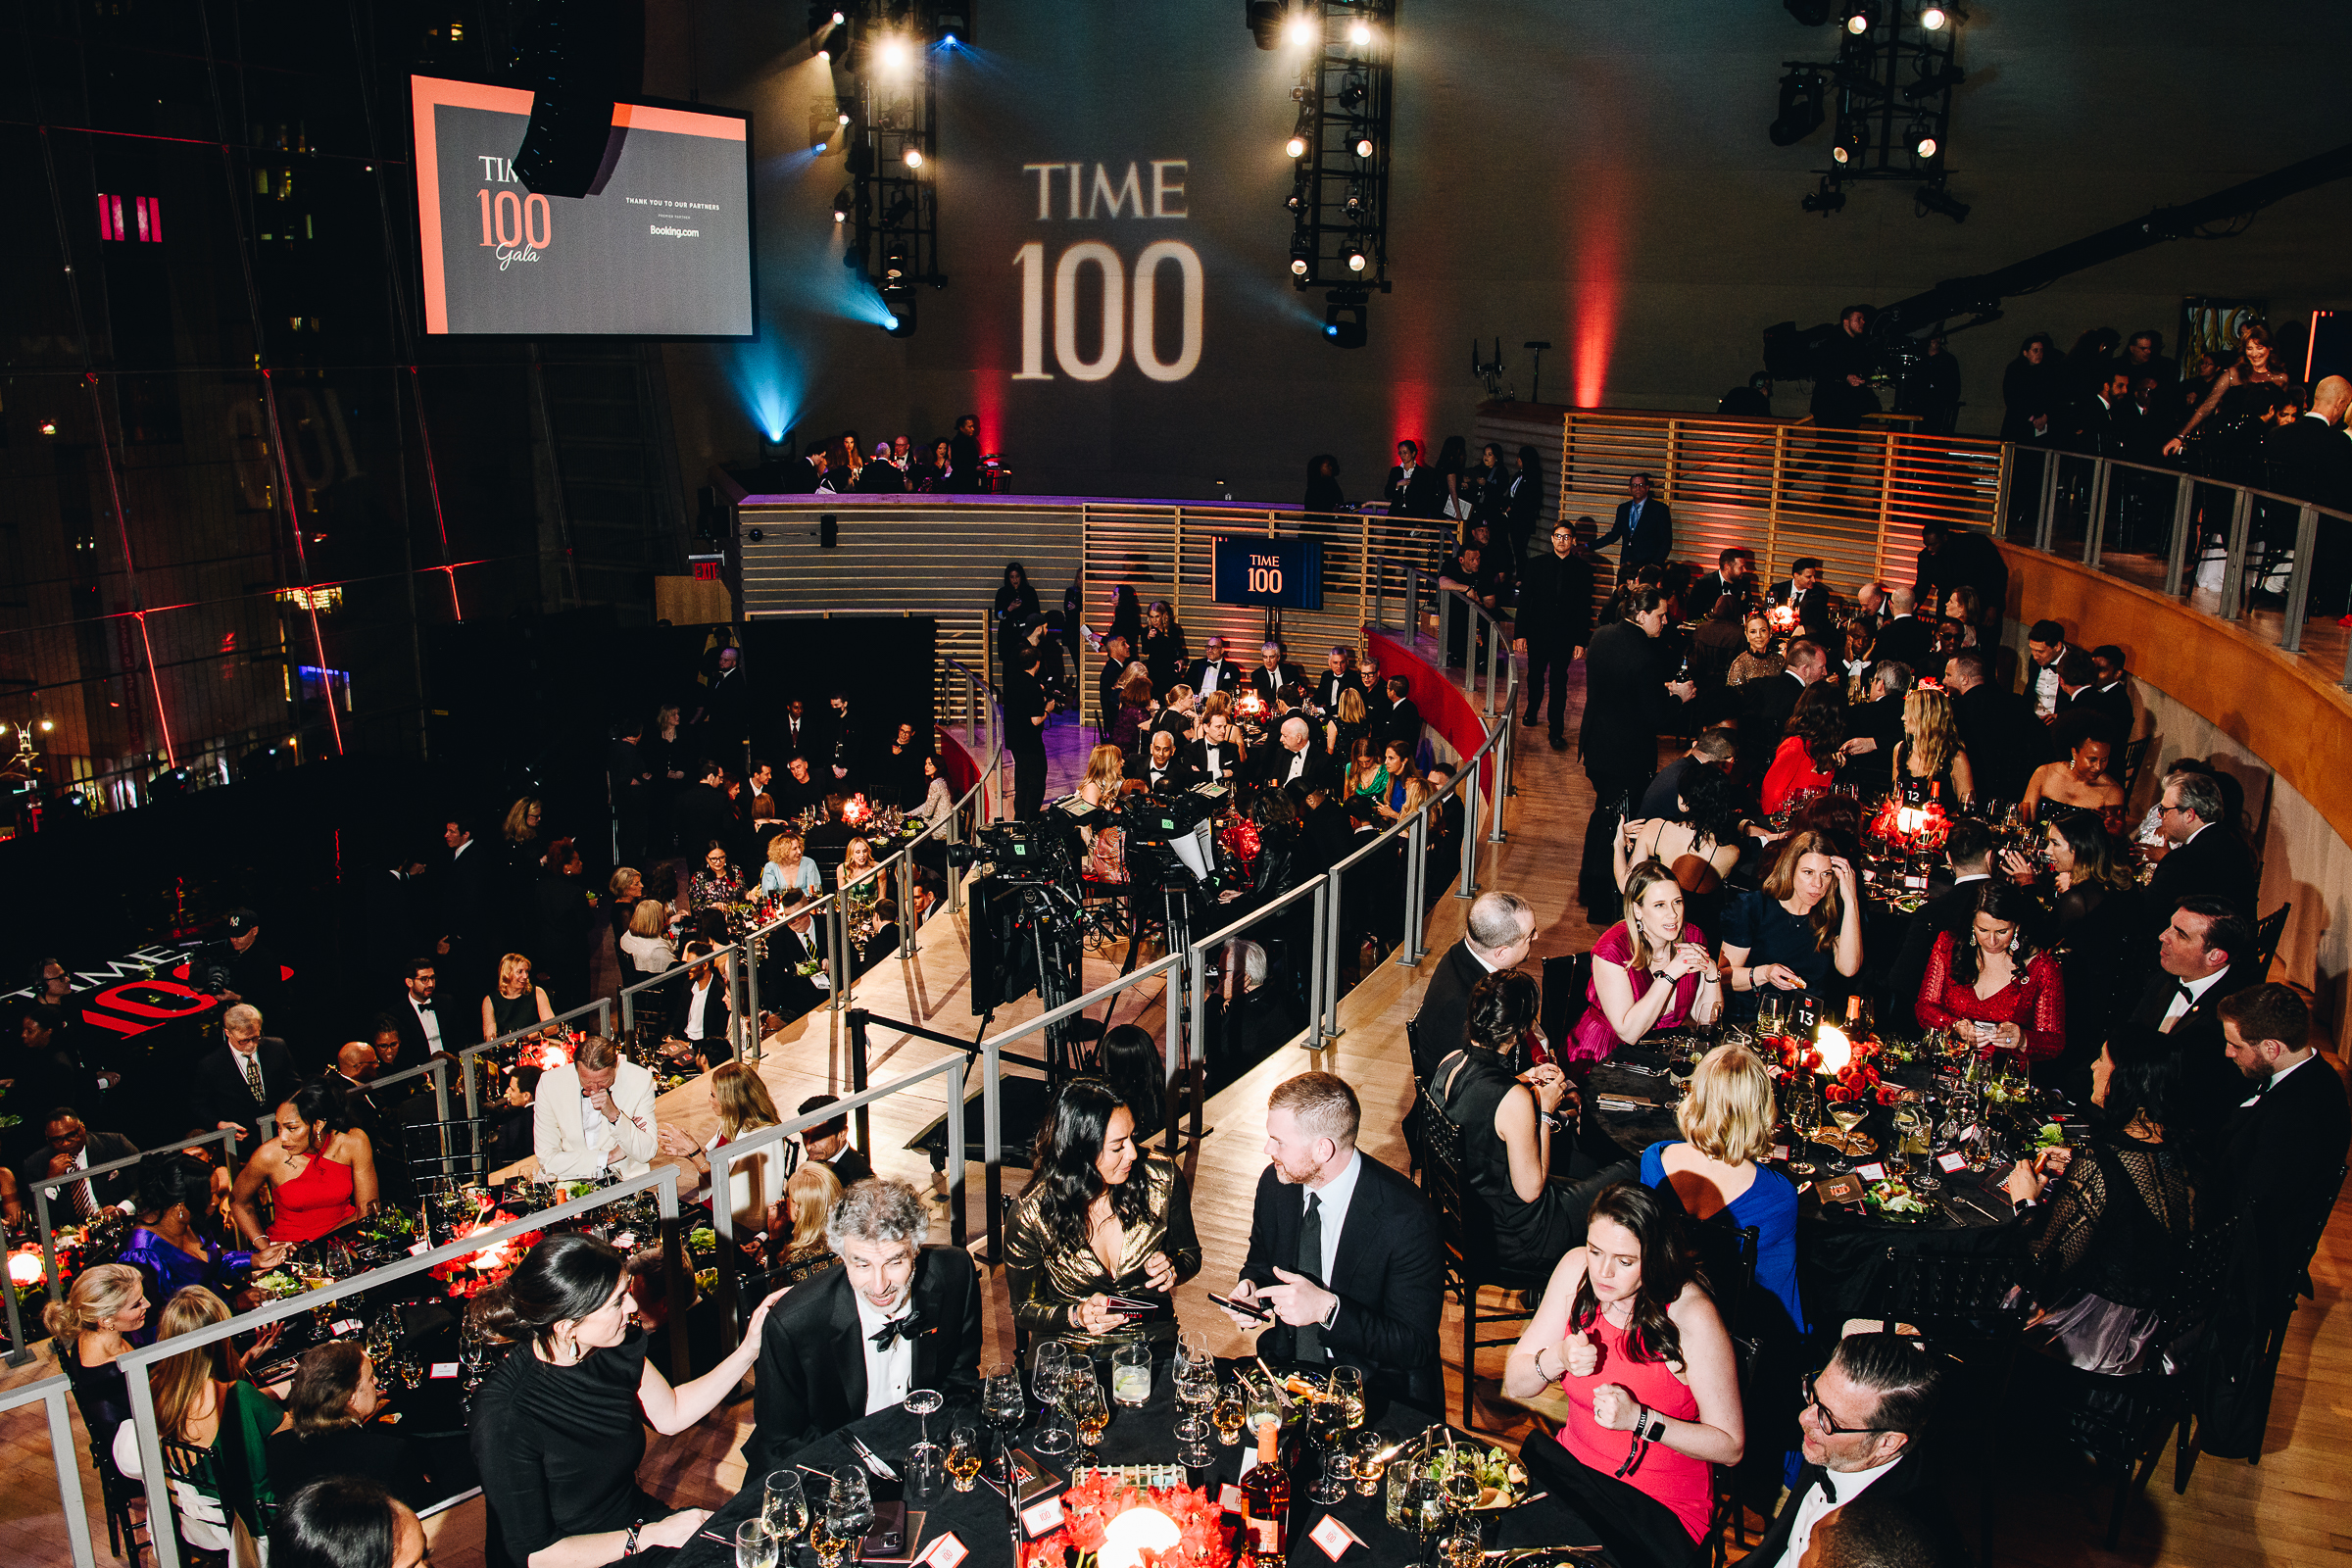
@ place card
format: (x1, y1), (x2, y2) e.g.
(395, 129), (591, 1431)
(1771, 1145), (1791, 1163)
(332, 1319), (362, 1337)
(1018, 1497), (1064, 1540)
(1308, 1515), (1365, 1562)
(428, 1362), (460, 1380)
(409, 1240), (433, 1256)
(1936, 1152), (1969, 1173)
(1854, 1161), (1888, 1182)
(917, 1533), (966, 1568)
(1218, 1484), (1246, 1515)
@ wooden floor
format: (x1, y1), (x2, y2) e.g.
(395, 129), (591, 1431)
(7, 653), (2350, 1566)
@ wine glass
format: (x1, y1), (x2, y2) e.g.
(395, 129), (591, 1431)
(1829, 1100), (1871, 1172)
(1404, 1473), (1449, 1568)
(1331, 1364), (1366, 1430)
(1893, 1102), (1938, 1192)
(906, 1388), (944, 1492)
(1065, 1369), (1109, 1451)
(762, 1471), (808, 1551)
(737, 1519), (780, 1568)
(1174, 1358), (1218, 1467)
(1031, 1342), (1075, 1454)
(1352, 1431), (1392, 1497)
(828, 1466), (872, 1541)
(981, 1367), (1028, 1481)
(1211, 1380), (1246, 1446)
(1755, 992), (1789, 1041)
(1306, 1391), (1352, 1504)
(1785, 1079), (1820, 1178)
(945, 1426), (982, 1493)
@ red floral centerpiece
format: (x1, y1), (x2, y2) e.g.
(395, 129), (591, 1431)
(1764, 1023), (1901, 1106)
(1016, 1473), (1231, 1568)
(1867, 793), (1950, 852)
(430, 1213), (543, 1298)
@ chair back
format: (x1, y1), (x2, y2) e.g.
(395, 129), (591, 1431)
(2121, 735), (2155, 800)
(1417, 1086), (1478, 1291)
(1875, 1245), (2031, 1340)
(159, 1438), (230, 1538)
(1541, 952), (1592, 1050)
(2249, 904), (2291, 981)
(1687, 1221), (1760, 1344)
(409, 1116), (493, 1188)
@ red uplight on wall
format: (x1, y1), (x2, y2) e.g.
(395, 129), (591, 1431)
(97, 194), (165, 243)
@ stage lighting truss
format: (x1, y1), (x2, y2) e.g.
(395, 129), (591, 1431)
(1274, 0), (1395, 320)
(1771, 1), (1967, 220)
(834, 0), (948, 329)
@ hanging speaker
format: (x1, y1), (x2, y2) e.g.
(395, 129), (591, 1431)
(508, 0), (646, 199)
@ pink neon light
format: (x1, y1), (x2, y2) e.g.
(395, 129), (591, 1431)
(96, 194), (114, 240)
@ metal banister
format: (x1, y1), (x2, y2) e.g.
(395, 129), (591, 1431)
(0, 1376), (99, 1566)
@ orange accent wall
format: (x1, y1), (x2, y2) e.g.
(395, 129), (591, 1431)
(1998, 544), (2352, 841)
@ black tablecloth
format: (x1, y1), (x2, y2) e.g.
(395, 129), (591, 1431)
(671, 1361), (1606, 1568)
(1589, 1049), (2032, 1328)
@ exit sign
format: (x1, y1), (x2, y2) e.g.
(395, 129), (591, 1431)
(692, 561), (720, 582)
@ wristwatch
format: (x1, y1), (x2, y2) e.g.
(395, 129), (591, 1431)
(1637, 1404), (1668, 1442)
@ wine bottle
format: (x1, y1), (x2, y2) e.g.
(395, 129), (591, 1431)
(1238, 1419), (1290, 1558)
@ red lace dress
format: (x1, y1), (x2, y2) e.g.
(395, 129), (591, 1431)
(1914, 930), (2067, 1058)
(268, 1152), (358, 1243)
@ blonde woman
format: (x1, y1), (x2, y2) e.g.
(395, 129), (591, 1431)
(1639, 1044), (1807, 1338)
(1726, 612), (1785, 686)
(502, 795), (544, 849)
(1893, 685), (1976, 807)
(619, 898), (678, 974)
(761, 829), (824, 898)
(658, 1062), (786, 1244)
(1078, 743), (1129, 882)
(1325, 684), (1369, 760)
(481, 952), (555, 1041)
(44, 1263), (148, 1446)
(112, 1287), (281, 1556)
(771, 1162), (846, 1287)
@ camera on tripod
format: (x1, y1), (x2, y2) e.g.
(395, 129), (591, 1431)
(944, 816), (1082, 883)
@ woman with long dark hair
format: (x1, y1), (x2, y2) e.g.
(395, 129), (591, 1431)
(2004, 812), (2144, 1064)
(1915, 880), (2067, 1060)
(120, 1155), (289, 1310)
(1106, 584), (1145, 649)
(229, 1079), (378, 1246)
(1139, 600), (1188, 695)
(1720, 830), (1863, 1022)
(1502, 1183), (1744, 1566)
(1760, 683), (1846, 816)
(1001, 1078), (1200, 1352)
(1612, 763), (1747, 942)
(469, 1232), (786, 1566)
(1303, 453), (1346, 514)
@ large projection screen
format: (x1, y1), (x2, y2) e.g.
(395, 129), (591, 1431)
(411, 75), (756, 338)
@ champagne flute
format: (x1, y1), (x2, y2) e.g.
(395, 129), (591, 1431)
(1786, 1080), (1820, 1177)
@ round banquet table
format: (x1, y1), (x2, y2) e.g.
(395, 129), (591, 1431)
(670, 1358), (1611, 1568)
(1588, 1041), (2034, 1331)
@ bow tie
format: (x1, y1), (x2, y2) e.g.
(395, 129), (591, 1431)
(869, 1311), (920, 1350)
(2174, 981), (2200, 1006)
(1817, 1472), (1838, 1504)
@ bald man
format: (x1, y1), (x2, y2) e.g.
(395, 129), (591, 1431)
(332, 1040), (409, 1200)
(2279, 374), (2352, 616)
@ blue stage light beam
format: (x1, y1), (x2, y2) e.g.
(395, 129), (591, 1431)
(726, 342), (806, 444)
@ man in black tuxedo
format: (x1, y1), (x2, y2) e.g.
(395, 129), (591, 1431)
(772, 753), (826, 817)
(744, 1178), (982, 1471)
(1186, 711), (1246, 786)
(1097, 634), (1134, 734)
(793, 1096), (875, 1187)
(672, 760), (740, 863)
(1592, 472), (1673, 570)
(777, 699), (824, 766)
(1742, 1333), (1951, 1568)
(2078, 646), (2136, 747)
(1684, 546), (1755, 625)
(390, 958), (455, 1063)
(1514, 520), (1595, 749)
(1410, 891), (1534, 1080)
(1378, 676), (1422, 754)
(1886, 822), (1993, 1031)
(1138, 729), (1198, 794)
(1252, 715), (1334, 793)
(16, 1109), (138, 1218)
(1913, 518), (2008, 644)
(1868, 584), (1936, 678)
(762, 895), (834, 1021)
(1582, 591), (1700, 907)
(1384, 440), (1444, 519)
(191, 1004), (298, 1145)
(2145, 771), (2259, 930)
(1310, 646), (1365, 715)
(2125, 896), (2259, 1144)
(1739, 637), (1829, 788)
(1833, 659), (1914, 792)
(1223, 1073), (1443, 1404)
(1942, 650), (2044, 805)
(1768, 558), (1836, 643)
(1184, 635), (1241, 700)
(1245, 639), (1305, 707)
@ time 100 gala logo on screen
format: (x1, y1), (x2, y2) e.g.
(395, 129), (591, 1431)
(1009, 159), (1202, 383)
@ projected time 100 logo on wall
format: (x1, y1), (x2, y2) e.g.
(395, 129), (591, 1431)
(1008, 160), (1202, 383)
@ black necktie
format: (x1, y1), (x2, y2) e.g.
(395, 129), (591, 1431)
(870, 1310), (920, 1349)
(1294, 1193), (1324, 1360)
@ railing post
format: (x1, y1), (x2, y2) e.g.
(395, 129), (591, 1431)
(2220, 488), (2254, 620)
(2283, 505), (2323, 654)
(1318, 873), (1344, 1045)
(743, 937), (763, 1057)
(723, 948), (748, 1062)
(1488, 714), (1510, 844)
(0, 1245), (27, 1365)
(1456, 764), (1481, 899)
(2034, 452), (2060, 553)
(1436, 582), (1454, 668)
(1764, 425), (1787, 572)
(1875, 429), (1899, 554)
(1187, 944), (1209, 1148)
(2083, 461), (2108, 567)
(2165, 477), (2195, 598)
(1162, 947), (1184, 1147)
(849, 1008), (872, 1168)
(982, 1025), (1004, 1262)
(1398, 810), (1427, 965)
(830, 898), (852, 1011)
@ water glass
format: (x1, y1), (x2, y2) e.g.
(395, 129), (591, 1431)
(736, 1519), (779, 1568)
(1353, 1431), (1392, 1497)
(1111, 1342), (1153, 1407)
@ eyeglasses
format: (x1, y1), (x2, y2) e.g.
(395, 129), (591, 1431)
(1801, 1373), (1888, 1438)
(2156, 803), (2186, 816)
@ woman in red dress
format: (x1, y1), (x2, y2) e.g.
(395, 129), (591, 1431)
(229, 1080), (378, 1246)
(1502, 1183), (1745, 1568)
(1915, 881), (2067, 1059)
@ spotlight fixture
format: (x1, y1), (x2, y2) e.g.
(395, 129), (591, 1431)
(1353, 135), (1374, 158)
(1323, 291), (1368, 348)
(1291, 257), (1309, 276)
(904, 147), (924, 169)
(1921, 5), (1948, 28)
(1285, 132), (1308, 159)
(1801, 179), (1846, 215)
(1831, 123), (1863, 166)
(1346, 246), (1368, 272)
(877, 35), (908, 72)
(1245, 0), (1285, 49)
(38, 419), (57, 436)
(1913, 182), (1970, 221)
(1285, 11), (1316, 46)
(1768, 70), (1825, 145)
(1290, 234), (1312, 276)
(1782, 0), (1833, 22)
(833, 187), (853, 221)
(1348, 19), (1372, 44)
(838, 111), (851, 125)
(1842, 3), (1877, 34)
(1911, 127), (1938, 159)
(1338, 77), (1367, 109)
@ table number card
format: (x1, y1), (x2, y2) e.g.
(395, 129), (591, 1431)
(1816, 1172), (1866, 1205)
(1308, 1515), (1365, 1562)
(917, 1533), (966, 1568)
(332, 1319), (362, 1337)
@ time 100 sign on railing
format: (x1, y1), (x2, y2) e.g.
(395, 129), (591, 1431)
(1011, 240), (1204, 383)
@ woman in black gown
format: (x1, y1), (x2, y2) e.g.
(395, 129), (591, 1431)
(470, 1233), (786, 1565)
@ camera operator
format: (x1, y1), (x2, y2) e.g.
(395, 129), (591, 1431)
(1005, 646), (1057, 819)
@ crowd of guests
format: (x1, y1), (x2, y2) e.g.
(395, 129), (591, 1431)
(765, 418), (996, 495)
